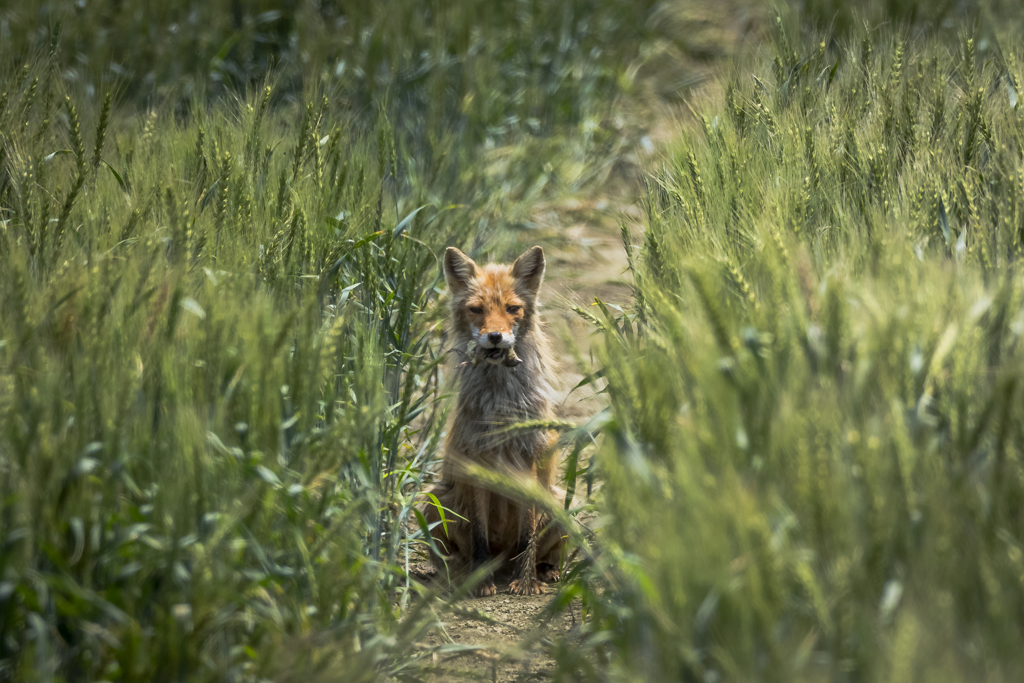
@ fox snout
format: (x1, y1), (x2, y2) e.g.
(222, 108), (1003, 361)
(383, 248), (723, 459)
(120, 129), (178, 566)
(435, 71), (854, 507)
(477, 329), (515, 349)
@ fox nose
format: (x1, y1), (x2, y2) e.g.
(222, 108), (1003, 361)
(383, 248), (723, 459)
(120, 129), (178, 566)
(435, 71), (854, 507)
(487, 332), (502, 345)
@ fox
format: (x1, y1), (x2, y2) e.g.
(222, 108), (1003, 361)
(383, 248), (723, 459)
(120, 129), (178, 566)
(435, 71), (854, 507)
(423, 245), (565, 597)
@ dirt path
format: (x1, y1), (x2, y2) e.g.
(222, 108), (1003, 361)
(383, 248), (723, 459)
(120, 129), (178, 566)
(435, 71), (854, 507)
(413, 164), (646, 683)
(541, 195), (641, 418)
(407, 187), (645, 682)
(421, 4), (768, 678)
(421, 591), (581, 682)
(417, 163), (652, 683)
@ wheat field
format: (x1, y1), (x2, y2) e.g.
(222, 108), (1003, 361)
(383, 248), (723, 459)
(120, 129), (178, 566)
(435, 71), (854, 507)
(3, 1), (1024, 681)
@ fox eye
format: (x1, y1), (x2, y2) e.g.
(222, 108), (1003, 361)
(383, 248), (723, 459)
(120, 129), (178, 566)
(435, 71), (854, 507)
(468, 306), (484, 314)
(506, 305), (522, 314)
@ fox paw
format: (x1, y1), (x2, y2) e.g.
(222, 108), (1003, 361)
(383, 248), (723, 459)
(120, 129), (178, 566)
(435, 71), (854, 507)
(474, 578), (498, 597)
(509, 577), (545, 596)
(538, 564), (560, 584)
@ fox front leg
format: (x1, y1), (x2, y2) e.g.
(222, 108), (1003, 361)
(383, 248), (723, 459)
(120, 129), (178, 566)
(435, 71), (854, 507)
(472, 488), (497, 597)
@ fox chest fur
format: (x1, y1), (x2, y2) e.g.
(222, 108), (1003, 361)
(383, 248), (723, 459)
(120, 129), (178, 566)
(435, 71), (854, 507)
(440, 244), (557, 475)
(446, 345), (556, 471)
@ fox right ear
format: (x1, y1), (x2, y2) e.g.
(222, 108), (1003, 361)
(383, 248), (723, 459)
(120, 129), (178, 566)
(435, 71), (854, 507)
(444, 247), (478, 294)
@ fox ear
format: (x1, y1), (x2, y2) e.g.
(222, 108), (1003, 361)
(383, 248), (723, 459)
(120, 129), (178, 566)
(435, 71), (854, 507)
(511, 246), (545, 298)
(444, 247), (478, 294)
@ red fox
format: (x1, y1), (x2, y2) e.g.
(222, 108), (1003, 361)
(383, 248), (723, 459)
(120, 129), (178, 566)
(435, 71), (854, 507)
(423, 245), (565, 596)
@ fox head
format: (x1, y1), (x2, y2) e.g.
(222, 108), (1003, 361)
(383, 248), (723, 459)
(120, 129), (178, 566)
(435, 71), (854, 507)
(444, 246), (545, 364)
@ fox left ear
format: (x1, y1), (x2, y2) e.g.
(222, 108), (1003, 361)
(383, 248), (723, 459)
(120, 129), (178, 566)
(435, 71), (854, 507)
(511, 246), (545, 298)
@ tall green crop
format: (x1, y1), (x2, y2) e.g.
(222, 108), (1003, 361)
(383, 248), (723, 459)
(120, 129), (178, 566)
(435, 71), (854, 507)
(549, 17), (1024, 683)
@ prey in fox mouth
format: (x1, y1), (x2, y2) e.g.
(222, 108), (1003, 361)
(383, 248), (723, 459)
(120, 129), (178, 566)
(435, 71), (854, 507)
(461, 343), (523, 368)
